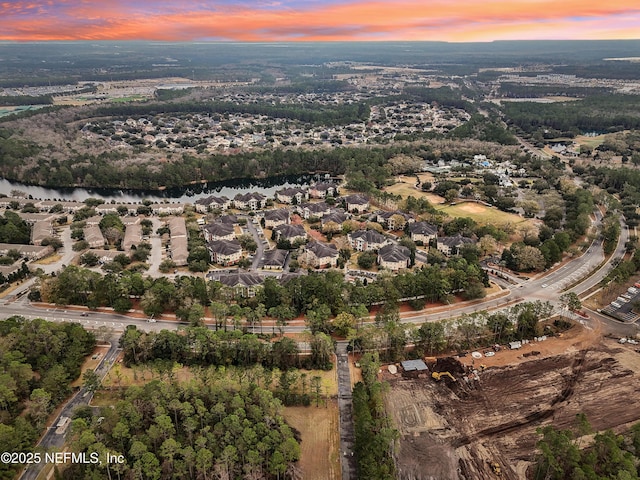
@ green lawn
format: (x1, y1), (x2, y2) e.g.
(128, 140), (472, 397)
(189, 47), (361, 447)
(435, 201), (530, 226)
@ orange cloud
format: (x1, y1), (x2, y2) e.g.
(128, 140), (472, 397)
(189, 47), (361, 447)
(0, 0), (638, 41)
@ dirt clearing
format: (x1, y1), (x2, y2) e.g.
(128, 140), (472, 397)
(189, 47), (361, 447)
(385, 333), (640, 480)
(283, 401), (341, 480)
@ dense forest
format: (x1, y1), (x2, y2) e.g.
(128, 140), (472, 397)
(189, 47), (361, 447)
(0, 316), (96, 480)
(352, 353), (398, 479)
(502, 94), (640, 137)
(534, 415), (640, 480)
(497, 84), (611, 98)
(119, 325), (334, 373)
(63, 375), (301, 480)
(0, 211), (31, 244)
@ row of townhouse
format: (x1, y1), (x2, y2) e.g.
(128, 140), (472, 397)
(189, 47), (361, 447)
(168, 217), (189, 266)
(194, 182), (340, 213)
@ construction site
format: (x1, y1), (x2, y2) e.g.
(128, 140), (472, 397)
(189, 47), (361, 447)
(381, 322), (640, 480)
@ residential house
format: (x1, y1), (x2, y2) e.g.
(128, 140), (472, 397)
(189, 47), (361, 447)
(203, 222), (235, 242)
(35, 200), (84, 213)
(83, 225), (106, 249)
(234, 193), (266, 210)
(194, 195), (231, 213)
(348, 229), (389, 252)
(94, 204), (119, 215)
(207, 239), (242, 265)
(91, 249), (123, 264)
(216, 214), (239, 224)
(263, 209), (290, 229)
(168, 217), (187, 238)
(409, 221), (438, 245)
(31, 220), (53, 246)
(85, 215), (102, 226)
(0, 243), (52, 260)
(375, 210), (414, 230)
(306, 241), (339, 268)
(343, 194), (369, 213)
(298, 202), (331, 220)
(17, 212), (56, 224)
(123, 224), (143, 251)
(309, 182), (338, 199)
(121, 216), (142, 226)
(377, 244), (411, 271)
(262, 249), (289, 270)
(169, 217), (188, 266)
(273, 224), (307, 244)
(275, 187), (308, 205)
(436, 234), (476, 256)
(0, 198), (29, 209)
(321, 209), (349, 232)
(209, 272), (263, 298)
(151, 203), (186, 215)
(170, 237), (189, 266)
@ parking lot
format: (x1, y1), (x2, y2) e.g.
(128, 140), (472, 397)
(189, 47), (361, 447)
(601, 283), (640, 322)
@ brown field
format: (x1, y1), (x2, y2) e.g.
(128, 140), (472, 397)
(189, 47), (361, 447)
(385, 324), (640, 480)
(436, 201), (532, 227)
(283, 401), (342, 480)
(384, 179), (445, 205)
(33, 254), (62, 265)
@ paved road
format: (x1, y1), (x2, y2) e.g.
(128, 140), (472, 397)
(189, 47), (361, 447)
(19, 339), (122, 480)
(146, 217), (164, 278)
(335, 341), (357, 480)
(242, 217), (266, 270)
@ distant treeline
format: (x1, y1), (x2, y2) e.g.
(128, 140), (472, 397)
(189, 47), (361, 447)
(0, 95), (53, 106)
(402, 86), (476, 111)
(502, 94), (640, 136)
(498, 84), (611, 98)
(10, 143), (399, 190)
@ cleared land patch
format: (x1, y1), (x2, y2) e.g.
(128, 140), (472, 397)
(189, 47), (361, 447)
(436, 201), (530, 227)
(385, 335), (640, 480)
(283, 401), (341, 480)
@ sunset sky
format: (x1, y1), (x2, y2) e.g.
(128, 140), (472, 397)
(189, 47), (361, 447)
(0, 0), (638, 42)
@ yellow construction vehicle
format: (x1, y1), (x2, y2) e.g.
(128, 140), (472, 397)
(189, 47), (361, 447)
(489, 461), (502, 476)
(432, 371), (456, 382)
(479, 364), (487, 371)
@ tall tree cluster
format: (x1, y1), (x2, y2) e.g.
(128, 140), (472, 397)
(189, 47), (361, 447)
(535, 415), (640, 480)
(0, 316), (95, 480)
(64, 377), (300, 480)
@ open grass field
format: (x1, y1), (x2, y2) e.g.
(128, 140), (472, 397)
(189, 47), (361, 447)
(574, 133), (607, 150)
(384, 180), (445, 205)
(436, 201), (530, 227)
(283, 400), (342, 480)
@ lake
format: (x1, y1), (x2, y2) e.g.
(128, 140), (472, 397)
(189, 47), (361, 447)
(0, 174), (322, 203)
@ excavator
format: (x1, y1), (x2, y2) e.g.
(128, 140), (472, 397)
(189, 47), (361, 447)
(488, 461), (502, 476)
(432, 371), (456, 382)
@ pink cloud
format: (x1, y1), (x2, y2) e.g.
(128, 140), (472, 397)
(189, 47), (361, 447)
(0, 0), (638, 41)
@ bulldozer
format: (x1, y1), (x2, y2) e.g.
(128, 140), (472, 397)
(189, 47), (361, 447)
(488, 461), (502, 476)
(432, 371), (456, 382)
